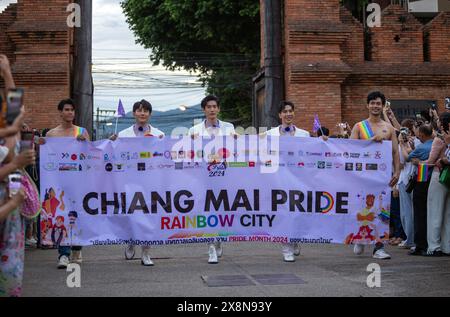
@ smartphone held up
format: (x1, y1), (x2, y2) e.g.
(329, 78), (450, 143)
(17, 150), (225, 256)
(0, 88), (24, 128)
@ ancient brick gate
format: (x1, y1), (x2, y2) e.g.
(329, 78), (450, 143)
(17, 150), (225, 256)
(0, 0), (73, 130)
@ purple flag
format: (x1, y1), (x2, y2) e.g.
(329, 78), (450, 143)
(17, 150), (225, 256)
(313, 114), (322, 133)
(115, 99), (126, 118)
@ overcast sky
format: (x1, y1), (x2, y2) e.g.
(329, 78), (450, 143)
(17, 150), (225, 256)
(1, 0), (206, 113)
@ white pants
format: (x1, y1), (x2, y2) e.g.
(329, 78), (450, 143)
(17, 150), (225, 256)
(427, 170), (450, 253)
(282, 243), (297, 256)
(127, 244), (150, 255)
(209, 241), (221, 250)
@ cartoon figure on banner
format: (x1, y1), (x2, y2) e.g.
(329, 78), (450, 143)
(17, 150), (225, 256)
(41, 188), (65, 246)
(68, 210), (82, 246)
(51, 216), (68, 247)
(345, 192), (390, 245)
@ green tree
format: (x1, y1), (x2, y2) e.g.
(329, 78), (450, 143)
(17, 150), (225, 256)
(121, 0), (260, 126)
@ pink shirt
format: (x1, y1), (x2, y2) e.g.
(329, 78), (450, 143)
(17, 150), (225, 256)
(426, 137), (446, 165)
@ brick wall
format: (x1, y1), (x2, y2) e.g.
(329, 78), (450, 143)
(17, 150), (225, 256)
(259, 0), (450, 134)
(0, 0), (74, 130)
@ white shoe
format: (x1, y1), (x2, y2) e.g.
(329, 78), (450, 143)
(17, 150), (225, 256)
(215, 242), (223, 258)
(57, 255), (70, 269)
(141, 251), (154, 266)
(283, 253), (295, 262)
(25, 239), (37, 248)
(373, 248), (391, 260)
(71, 250), (82, 264)
(398, 241), (414, 249)
(208, 245), (218, 264)
(125, 244), (135, 260)
(353, 244), (365, 255)
(294, 243), (301, 256)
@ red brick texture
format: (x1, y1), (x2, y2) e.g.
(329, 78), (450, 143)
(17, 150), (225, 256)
(0, 0), (74, 130)
(261, 0), (450, 133)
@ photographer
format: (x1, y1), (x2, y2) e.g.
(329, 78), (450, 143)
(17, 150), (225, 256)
(333, 122), (351, 138)
(0, 54), (36, 297)
(383, 101), (401, 131)
(426, 113), (450, 256)
(397, 119), (417, 249)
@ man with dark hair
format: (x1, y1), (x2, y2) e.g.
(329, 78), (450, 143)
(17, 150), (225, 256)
(404, 124), (434, 256)
(350, 91), (400, 260)
(115, 99), (163, 138)
(266, 101), (310, 138)
(189, 95), (235, 138)
(189, 95), (236, 264)
(44, 99), (89, 268)
(46, 99), (89, 140)
(112, 99), (164, 266)
(57, 99), (76, 112)
(266, 101), (310, 262)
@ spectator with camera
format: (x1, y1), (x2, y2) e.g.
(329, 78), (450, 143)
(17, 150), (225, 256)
(0, 54), (36, 297)
(397, 119), (418, 250)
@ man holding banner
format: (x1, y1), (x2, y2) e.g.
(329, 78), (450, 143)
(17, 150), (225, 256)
(44, 99), (90, 269)
(351, 91), (400, 260)
(189, 95), (236, 264)
(112, 99), (164, 266)
(266, 101), (309, 262)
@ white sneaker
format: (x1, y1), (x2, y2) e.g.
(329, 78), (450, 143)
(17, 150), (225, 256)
(283, 253), (295, 262)
(71, 250), (82, 264)
(215, 242), (223, 258)
(294, 243), (301, 256)
(398, 241), (414, 249)
(141, 251), (154, 266)
(57, 255), (70, 269)
(208, 245), (218, 264)
(25, 239), (37, 248)
(373, 248), (391, 260)
(353, 244), (365, 255)
(125, 244), (135, 260)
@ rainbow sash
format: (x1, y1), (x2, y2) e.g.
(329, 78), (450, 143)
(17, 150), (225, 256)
(358, 120), (375, 140)
(417, 164), (430, 182)
(74, 126), (85, 137)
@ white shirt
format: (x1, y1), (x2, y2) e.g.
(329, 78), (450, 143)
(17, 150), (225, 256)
(118, 124), (165, 138)
(399, 144), (414, 185)
(266, 126), (310, 138)
(188, 120), (235, 137)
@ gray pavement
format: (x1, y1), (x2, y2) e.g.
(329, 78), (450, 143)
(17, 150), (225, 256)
(22, 243), (450, 297)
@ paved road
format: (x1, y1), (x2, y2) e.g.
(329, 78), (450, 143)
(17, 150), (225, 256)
(23, 243), (450, 297)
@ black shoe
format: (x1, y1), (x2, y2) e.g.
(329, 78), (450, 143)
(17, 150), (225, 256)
(408, 248), (426, 256)
(424, 250), (444, 257)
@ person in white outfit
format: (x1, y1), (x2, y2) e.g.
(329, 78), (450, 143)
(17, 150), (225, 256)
(188, 95), (236, 264)
(426, 113), (450, 256)
(110, 99), (165, 266)
(265, 101), (310, 262)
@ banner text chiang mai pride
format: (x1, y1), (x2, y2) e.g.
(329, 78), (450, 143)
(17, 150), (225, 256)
(40, 136), (392, 247)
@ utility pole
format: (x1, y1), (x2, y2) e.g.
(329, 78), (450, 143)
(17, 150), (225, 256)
(73, 0), (93, 136)
(263, 0), (284, 128)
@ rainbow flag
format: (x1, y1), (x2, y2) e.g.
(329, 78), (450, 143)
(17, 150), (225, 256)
(417, 164), (430, 182)
(358, 120), (375, 140)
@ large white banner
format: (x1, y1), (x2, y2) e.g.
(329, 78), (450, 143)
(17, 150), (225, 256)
(39, 136), (392, 247)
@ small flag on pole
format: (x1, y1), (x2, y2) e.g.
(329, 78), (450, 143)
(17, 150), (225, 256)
(114, 99), (125, 135)
(115, 99), (126, 118)
(313, 115), (322, 134)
